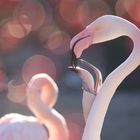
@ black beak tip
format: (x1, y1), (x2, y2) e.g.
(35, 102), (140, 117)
(71, 52), (78, 67)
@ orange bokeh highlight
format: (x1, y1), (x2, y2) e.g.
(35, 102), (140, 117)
(57, 0), (111, 29)
(76, 1), (91, 28)
(124, 0), (140, 22)
(38, 24), (58, 44)
(115, 0), (128, 17)
(22, 55), (56, 83)
(58, 0), (83, 27)
(7, 16), (31, 38)
(67, 112), (84, 140)
(116, 0), (140, 22)
(0, 0), (20, 16)
(68, 122), (83, 140)
(85, 0), (112, 22)
(0, 63), (7, 92)
(0, 23), (21, 53)
(47, 30), (70, 55)
(14, 0), (46, 31)
(7, 81), (26, 103)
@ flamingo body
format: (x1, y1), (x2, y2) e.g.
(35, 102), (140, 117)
(0, 73), (69, 140)
(0, 113), (48, 140)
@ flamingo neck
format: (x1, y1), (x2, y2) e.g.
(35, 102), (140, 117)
(82, 27), (140, 140)
(27, 93), (68, 140)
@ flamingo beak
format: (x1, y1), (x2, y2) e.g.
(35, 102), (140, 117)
(71, 48), (78, 68)
(70, 35), (91, 68)
(68, 66), (78, 73)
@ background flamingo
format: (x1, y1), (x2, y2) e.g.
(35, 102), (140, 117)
(0, 73), (69, 140)
(70, 15), (140, 140)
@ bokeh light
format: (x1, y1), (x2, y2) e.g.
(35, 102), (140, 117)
(7, 16), (31, 38)
(86, 0), (112, 22)
(58, 0), (80, 26)
(115, 0), (125, 16)
(7, 81), (26, 103)
(115, 0), (140, 22)
(47, 30), (70, 55)
(68, 122), (83, 140)
(124, 0), (140, 22)
(56, 0), (91, 29)
(0, 23), (21, 53)
(13, 0), (46, 31)
(56, 0), (112, 30)
(38, 24), (70, 55)
(38, 24), (59, 45)
(0, 1), (140, 139)
(67, 112), (84, 140)
(77, 0), (112, 28)
(0, 0), (20, 18)
(76, 1), (91, 28)
(22, 55), (56, 83)
(0, 63), (7, 92)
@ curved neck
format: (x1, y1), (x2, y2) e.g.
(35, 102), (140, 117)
(27, 93), (69, 140)
(82, 30), (140, 140)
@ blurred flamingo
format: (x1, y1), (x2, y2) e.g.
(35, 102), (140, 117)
(0, 73), (69, 140)
(70, 15), (140, 140)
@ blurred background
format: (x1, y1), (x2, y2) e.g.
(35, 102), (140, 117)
(0, 0), (140, 139)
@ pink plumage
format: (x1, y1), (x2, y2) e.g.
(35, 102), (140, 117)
(0, 113), (48, 140)
(0, 73), (69, 140)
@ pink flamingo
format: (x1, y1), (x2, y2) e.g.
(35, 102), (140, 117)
(0, 73), (69, 140)
(69, 59), (102, 121)
(69, 59), (102, 140)
(70, 15), (140, 140)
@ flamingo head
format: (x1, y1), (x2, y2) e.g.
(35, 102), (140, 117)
(27, 73), (58, 108)
(70, 15), (131, 64)
(70, 29), (93, 68)
(69, 66), (96, 94)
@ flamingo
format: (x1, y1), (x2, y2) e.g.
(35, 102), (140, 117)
(0, 73), (69, 140)
(69, 59), (102, 121)
(70, 15), (140, 140)
(69, 59), (102, 140)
